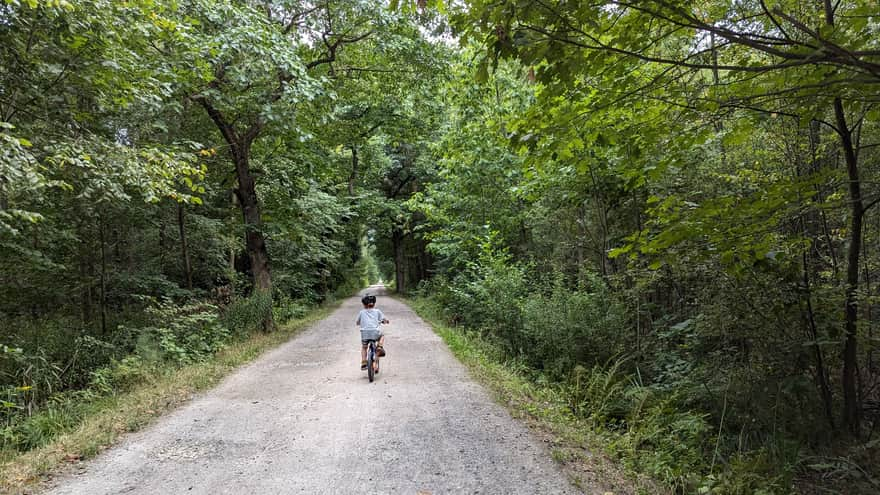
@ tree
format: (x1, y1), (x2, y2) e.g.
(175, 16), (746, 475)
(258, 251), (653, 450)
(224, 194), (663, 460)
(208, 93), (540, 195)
(452, 0), (880, 438)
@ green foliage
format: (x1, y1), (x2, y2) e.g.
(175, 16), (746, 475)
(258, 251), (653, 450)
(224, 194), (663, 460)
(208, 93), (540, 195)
(523, 277), (628, 377)
(126, 300), (230, 364)
(88, 356), (155, 396)
(3, 0), (878, 491)
(564, 360), (631, 425)
(454, 245), (529, 349)
(393, 1), (880, 491)
(221, 293), (273, 337)
(272, 296), (310, 325)
(606, 388), (712, 490)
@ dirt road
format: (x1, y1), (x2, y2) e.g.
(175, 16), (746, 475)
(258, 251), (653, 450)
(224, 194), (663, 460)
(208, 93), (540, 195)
(44, 286), (579, 494)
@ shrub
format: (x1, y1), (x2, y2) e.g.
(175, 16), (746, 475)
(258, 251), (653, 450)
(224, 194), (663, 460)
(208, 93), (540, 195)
(564, 358), (632, 424)
(0, 345), (62, 417)
(222, 292), (273, 336)
(89, 355), (155, 395)
(126, 300), (230, 364)
(439, 245), (530, 353)
(618, 395), (712, 490)
(272, 296), (310, 324)
(523, 275), (628, 376)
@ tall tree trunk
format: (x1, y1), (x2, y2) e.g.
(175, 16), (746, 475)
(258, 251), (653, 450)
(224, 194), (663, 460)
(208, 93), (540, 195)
(234, 151), (271, 293)
(232, 147), (275, 331)
(80, 223), (93, 324)
(178, 203), (193, 290)
(823, 2), (862, 438)
(98, 215), (108, 335)
(196, 97), (273, 329)
(834, 98), (863, 437)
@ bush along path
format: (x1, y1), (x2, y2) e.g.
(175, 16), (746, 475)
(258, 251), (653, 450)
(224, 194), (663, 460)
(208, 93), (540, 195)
(38, 287), (581, 495)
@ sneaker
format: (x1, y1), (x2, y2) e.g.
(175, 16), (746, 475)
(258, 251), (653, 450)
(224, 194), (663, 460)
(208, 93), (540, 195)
(377, 345), (386, 357)
(361, 360), (367, 370)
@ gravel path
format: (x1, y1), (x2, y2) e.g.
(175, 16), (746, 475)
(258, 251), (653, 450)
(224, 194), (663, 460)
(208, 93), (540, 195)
(44, 286), (579, 494)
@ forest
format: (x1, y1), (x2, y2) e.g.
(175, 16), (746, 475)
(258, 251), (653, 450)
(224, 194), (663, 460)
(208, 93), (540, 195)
(1, 0), (879, 493)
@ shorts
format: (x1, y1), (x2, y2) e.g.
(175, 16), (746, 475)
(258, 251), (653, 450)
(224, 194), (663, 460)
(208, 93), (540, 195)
(361, 330), (383, 345)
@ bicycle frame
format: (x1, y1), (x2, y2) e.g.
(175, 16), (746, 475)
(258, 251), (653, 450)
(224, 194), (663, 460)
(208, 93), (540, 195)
(365, 339), (378, 382)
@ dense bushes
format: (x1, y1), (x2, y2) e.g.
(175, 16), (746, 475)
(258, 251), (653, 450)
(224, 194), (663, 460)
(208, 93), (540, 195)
(416, 244), (831, 493)
(415, 237), (879, 492)
(423, 247), (628, 378)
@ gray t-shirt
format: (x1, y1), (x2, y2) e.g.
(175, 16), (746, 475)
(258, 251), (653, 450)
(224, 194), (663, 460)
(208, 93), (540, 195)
(357, 308), (385, 340)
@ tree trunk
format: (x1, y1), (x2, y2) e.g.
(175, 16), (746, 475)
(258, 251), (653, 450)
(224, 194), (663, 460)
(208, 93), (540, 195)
(233, 147), (275, 330)
(98, 215), (108, 335)
(196, 97), (273, 329)
(178, 203), (193, 290)
(234, 154), (271, 292)
(834, 98), (863, 438)
(80, 230), (92, 325)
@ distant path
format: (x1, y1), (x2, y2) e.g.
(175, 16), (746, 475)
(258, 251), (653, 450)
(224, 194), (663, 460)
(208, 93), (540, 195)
(44, 286), (579, 494)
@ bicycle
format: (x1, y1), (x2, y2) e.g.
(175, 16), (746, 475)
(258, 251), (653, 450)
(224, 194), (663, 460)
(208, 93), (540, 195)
(364, 339), (380, 382)
(360, 315), (388, 383)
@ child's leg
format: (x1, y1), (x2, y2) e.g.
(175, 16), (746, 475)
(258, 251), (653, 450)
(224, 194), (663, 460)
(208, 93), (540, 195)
(375, 336), (384, 369)
(361, 343), (368, 362)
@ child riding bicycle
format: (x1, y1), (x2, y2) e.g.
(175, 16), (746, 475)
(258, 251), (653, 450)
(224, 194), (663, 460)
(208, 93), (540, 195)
(357, 294), (389, 371)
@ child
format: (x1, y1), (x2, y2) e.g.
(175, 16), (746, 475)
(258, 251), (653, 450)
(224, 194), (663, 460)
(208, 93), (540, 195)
(357, 294), (389, 371)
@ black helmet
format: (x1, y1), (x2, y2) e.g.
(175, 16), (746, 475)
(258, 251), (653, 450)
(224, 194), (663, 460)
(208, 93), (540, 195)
(361, 294), (376, 305)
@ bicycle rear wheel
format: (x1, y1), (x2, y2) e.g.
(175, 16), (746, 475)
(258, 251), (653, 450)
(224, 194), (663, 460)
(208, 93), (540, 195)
(367, 345), (375, 383)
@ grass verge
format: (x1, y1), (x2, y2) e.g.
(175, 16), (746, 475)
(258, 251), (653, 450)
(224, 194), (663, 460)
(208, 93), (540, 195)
(407, 296), (664, 495)
(0, 303), (337, 494)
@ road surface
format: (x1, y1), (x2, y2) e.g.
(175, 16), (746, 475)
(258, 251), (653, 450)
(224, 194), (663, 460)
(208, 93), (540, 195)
(44, 286), (579, 494)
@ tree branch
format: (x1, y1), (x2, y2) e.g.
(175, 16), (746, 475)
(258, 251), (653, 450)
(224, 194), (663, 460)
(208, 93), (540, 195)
(190, 95), (240, 149)
(305, 29), (374, 70)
